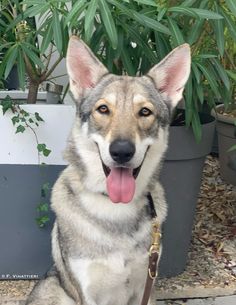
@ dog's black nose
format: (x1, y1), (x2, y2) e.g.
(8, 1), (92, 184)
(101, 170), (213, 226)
(109, 140), (135, 164)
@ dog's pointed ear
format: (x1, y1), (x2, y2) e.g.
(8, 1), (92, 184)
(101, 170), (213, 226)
(147, 44), (191, 108)
(67, 36), (108, 100)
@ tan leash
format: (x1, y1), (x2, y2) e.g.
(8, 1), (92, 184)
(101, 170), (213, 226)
(141, 195), (162, 305)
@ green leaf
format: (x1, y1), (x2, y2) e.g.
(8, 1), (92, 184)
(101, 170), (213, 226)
(65, 1), (88, 26)
(133, 0), (158, 6)
(191, 62), (201, 84)
(120, 23), (157, 64)
(11, 116), (20, 126)
(20, 44), (45, 70)
(40, 20), (53, 54)
(84, 0), (98, 42)
(131, 11), (171, 35)
(190, 8), (223, 19)
(37, 143), (46, 152)
(157, 8), (167, 21)
(226, 70), (236, 81)
(42, 148), (51, 157)
(225, 0), (236, 16)
(210, 58), (230, 90)
(3, 45), (19, 80)
(180, 0), (198, 7)
(212, 3), (224, 57)
(196, 84), (204, 104)
(37, 203), (49, 212)
(228, 144), (236, 152)
(154, 32), (171, 61)
(16, 125), (26, 134)
(120, 47), (136, 76)
(167, 17), (185, 47)
(196, 62), (220, 98)
(35, 112), (44, 122)
(168, 7), (199, 19)
(24, 3), (50, 18)
(192, 112), (202, 143)
(53, 12), (63, 53)
(0, 96), (14, 115)
(99, 0), (118, 49)
(187, 19), (204, 45)
(41, 183), (50, 197)
(184, 76), (193, 127)
(220, 8), (236, 41)
(36, 215), (50, 228)
(195, 54), (217, 59)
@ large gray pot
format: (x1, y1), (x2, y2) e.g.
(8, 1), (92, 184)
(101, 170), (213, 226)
(0, 165), (64, 280)
(158, 112), (215, 278)
(212, 105), (236, 185)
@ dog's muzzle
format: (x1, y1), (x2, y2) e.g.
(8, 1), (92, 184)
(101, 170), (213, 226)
(99, 139), (144, 204)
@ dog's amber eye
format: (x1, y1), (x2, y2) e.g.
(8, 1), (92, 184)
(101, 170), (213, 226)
(97, 105), (110, 115)
(139, 107), (152, 117)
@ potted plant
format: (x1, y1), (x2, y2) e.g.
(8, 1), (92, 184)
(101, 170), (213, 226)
(211, 4), (236, 185)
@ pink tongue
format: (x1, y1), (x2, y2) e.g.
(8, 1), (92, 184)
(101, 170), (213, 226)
(106, 168), (136, 203)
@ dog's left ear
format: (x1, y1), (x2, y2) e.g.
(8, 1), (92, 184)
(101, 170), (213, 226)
(67, 36), (108, 100)
(147, 44), (191, 108)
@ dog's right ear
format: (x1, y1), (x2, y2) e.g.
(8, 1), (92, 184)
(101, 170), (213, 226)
(67, 36), (108, 100)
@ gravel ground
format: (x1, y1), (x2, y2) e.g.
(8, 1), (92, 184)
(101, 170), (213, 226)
(0, 156), (235, 302)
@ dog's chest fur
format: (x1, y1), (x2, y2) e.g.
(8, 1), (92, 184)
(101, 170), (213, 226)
(52, 170), (152, 305)
(69, 234), (149, 305)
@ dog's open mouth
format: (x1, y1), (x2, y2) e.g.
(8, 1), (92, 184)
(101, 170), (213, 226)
(102, 162), (142, 204)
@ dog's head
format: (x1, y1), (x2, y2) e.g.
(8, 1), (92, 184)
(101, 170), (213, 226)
(67, 36), (191, 204)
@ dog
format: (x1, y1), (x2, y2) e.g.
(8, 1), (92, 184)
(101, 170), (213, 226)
(26, 36), (190, 305)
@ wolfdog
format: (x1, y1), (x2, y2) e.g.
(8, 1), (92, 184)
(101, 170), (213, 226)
(26, 36), (190, 305)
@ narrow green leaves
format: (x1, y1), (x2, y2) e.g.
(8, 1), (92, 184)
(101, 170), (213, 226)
(168, 7), (199, 19)
(20, 43), (45, 70)
(99, 0), (118, 49)
(210, 58), (230, 90)
(190, 8), (223, 20)
(167, 17), (185, 46)
(196, 62), (220, 98)
(212, 3), (224, 56)
(225, 0), (236, 16)
(131, 11), (171, 35)
(3, 45), (18, 80)
(84, 0), (98, 42)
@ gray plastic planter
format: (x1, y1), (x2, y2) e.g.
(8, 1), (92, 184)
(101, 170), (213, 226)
(212, 105), (236, 186)
(0, 165), (64, 280)
(158, 113), (215, 278)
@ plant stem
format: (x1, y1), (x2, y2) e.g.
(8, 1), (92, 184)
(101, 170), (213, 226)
(27, 81), (40, 104)
(44, 55), (63, 80)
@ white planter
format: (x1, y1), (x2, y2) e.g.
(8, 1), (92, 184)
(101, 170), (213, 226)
(0, 104), (75, 165)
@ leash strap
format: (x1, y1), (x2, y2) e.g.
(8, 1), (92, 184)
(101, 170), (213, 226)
(141, 193), (161, 305)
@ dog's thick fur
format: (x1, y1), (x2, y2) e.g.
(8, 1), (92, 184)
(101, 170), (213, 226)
(26, 37), (190, 305)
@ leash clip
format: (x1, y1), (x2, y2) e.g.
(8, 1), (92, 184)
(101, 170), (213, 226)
(149, 222), (161, 256)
